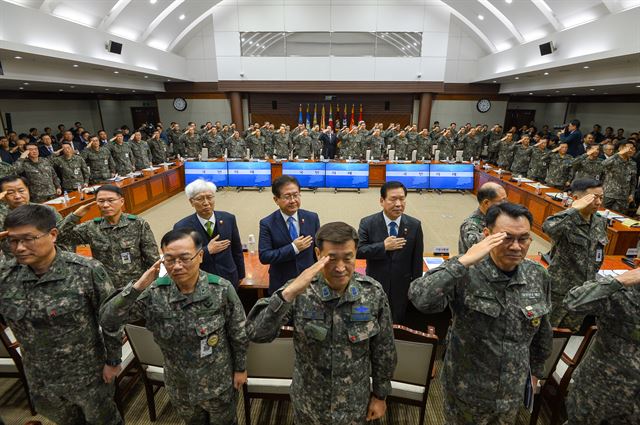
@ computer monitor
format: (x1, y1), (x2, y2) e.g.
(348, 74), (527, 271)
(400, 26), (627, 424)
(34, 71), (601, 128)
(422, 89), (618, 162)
(282, 162), (326, 188)
(227, 161), (272, 187)
(429, 163), (474, 190)
(184, 161), (228, 187)
(325, 163), (369, 188)
(385, 163), (430, 189)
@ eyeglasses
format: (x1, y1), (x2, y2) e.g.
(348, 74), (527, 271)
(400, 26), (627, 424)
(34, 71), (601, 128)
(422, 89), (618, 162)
(502, 235), (532, 246)
(162, 248), (202, 267)
(192, 195), (214, 204)
(96, 197), (122, 205)
(7, 232), (49, 247)
(280, 193), (301, 201)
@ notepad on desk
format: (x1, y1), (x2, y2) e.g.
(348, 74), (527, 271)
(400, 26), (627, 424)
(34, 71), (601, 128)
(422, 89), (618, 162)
(44, 196), (75, 205)
(620, 218), (640, 227)
(423, 257), (445, 271)
(526, 183), (549, 189)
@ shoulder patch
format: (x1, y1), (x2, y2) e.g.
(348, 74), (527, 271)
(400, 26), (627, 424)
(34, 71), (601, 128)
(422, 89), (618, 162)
(207, 274), (221, 284)
(93, 217), (102, 223)
(354, 272), (377, 285)
(127, 214), (138, 220)
(155, 275), (171, 286)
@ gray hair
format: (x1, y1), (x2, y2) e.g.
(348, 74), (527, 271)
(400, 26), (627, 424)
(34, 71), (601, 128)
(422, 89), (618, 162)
(185, 178), (217, 199)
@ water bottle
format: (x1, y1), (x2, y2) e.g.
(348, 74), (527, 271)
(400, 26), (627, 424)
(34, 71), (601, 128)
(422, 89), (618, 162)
(63, 191), (70, 203)
(247, 234), (256, 254)
(77, 183), (85, 200)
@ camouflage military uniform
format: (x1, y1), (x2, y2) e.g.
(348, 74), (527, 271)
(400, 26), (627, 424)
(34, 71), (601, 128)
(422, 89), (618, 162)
(81, 147), (116, 183)
(0, 250), (122, 424)
(542, 207), (608, 331)
(226, 137), (246, 159)
(392, 136), (409, 160)
(406, 131), (418, 155)
(487, 132), (503, 164)
(100, 271), (247, 425)
(311, 137), (322, 159)
(415, 134), (431, 160)
(179, 134), (203, 158)
(527, 149), (550, 181)
(496, 141), (515, 170)
(51, 154), (90, 191)
(203, 134), (226, 158)
(108, 141), (135, 175)
(366, 135), (384, 160)
(458, 208), (486, 255)
(564, 277), (640, 424)
(167, 129), (181, 155)
(461, 135), (480, 161)
(272, 132), (291, 158)
(409, 257), (552, 423)
(130, 139), (153, 170)
(0, 161), (13, 179)
(545, 153), (573, 189)
(510, 145), (533, 176)
(293, 136), (313, 159)
(148, 137), (169, 164)
(246, 272), (397, 425)
(602, 154), (637, 213)
(57, 213), (159, 289)
(571, 154), (604, 182)
(437, 135), (455, 160)
(13, 158), (60, 203)
(246, 134), (267, 158)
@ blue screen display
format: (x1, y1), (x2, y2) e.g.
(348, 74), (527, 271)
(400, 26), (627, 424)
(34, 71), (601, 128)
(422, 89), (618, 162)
(385, 164), (430, 189)
(184, 161), (228, 187)
(325, 163), (369, 188)
(429, 163), (475, 190)
(227, 161), (272, 187)
(282, 162), (326, 188)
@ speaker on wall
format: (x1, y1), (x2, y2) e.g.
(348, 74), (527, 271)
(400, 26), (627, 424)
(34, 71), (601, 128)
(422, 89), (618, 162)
(384, 101), (390, 111)
(107, 40), (123, 55)
(272, 100), (277, 110)
(539, 41), (555, 56)
(0, 60), (3, 76)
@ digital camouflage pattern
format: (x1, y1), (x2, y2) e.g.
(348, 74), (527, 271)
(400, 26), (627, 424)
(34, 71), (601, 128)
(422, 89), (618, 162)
(0, 203), (62, 261)
(13, 158), (60, 202)
(0, 250), (122, 424)
(458, 208), (486, 255)
(293, 135), (313, 159)
(81, 146), (115, 183)
(544, 152), (573, 189)
(226, 136), (246, 159)
(148, 137), (169, 164)
(272, 132), (291, 158)
(527, 148), (550, 181)
(203, 133), (226, 158)
(510, 144), (533, 176)
(571, 154), (604, 182)
(564, 277), (640, 425)
(409, 257), (552, 421)
(366, 135), (385, 160)
(602, 154), (637, 212)
(0, 161), (13, 179)
(129, 139), (153, 170)
(178, 134), (203, 158)
(496, 140), (515, 170)
(51, 154), (90, 191)
(57, 213), (159, 289)
(108, 141), (135, 175)
(100, 271), (247, 424)
(246, 134), (267, 158)
(392, 136), (409, 160)
(246, 272), (397, 425)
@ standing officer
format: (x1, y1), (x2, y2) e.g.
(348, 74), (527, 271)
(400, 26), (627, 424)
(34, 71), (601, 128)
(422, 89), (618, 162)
(571, 144), (603, 182)
(82, 135), (116, 183)
(602, 141), (637, 213)
(129, 131), (153, 170)
(247, 222), (397, 425)
(203, 127), (226, 158)
(57, 184), (159, 289)
(148, 129), (169, 164)
(510, 136), (533, 176)
(226, 131), (246, 159)
(357, 181), (424, 325)
(177, 126), (202, 158)
(108, 132), (135, 175)
(542, 178), (608, 332)
(527, 137), (550, 182)
(0, 204), (122, 424)
(272, 126), (291, 158)
(545, 143), (573, 189)
(293, 129), (313, 159)
(101, 229), (248, 425)
(409, 203), (552, 424)
(51, 142), (90, 192)
(245, 129), (267, 159)
(392, 130), (410, 160)
(13, 141), (61, 203)
(458, 182), (507, 254)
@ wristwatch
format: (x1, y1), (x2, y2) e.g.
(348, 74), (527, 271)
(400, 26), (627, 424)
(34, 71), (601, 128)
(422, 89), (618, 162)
(105, 358), (122, 367)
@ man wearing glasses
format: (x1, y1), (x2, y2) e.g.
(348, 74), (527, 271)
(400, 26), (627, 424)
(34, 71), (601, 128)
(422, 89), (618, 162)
(259, 175), (320, 294)
(409, 203), (552, 424)
(0, 204), (122, 424)
(57, 184), (159, 289)
(100, 228), (248, 424)
(174, 179), (245, 287)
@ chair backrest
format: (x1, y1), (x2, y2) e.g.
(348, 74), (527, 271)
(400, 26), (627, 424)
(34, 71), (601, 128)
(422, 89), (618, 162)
(246, 338), (295, 379)
(124, 324), (165, 367)
(0, 324), (19, 361)
(392, 325), (438, 386)
(542, 328), (572, 379)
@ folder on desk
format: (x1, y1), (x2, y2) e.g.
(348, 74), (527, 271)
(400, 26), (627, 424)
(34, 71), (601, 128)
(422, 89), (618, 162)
(423, 257), (445, 270)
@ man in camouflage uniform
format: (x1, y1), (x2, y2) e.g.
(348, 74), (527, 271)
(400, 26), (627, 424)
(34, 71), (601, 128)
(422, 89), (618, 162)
(437, 129), (455, 160)
(602, 141), (637, 213)
(542, 179), (608, 332)
(272, 126), (291, 158)
(293, 129), (313, 159)
(571, 144), (603, 183)
(179, 127), (203, 159)
(148, 129), (169, 164)
(246, 129), (267, 159)
(167, 122), (182, 155)
(203, 127), (226, 158)
(51, 142), (90, 192)
(226, 131), (246, 159)
(0, 204), (122, 424)
(57, 184), (159, 289)
(510, 135), (533, 176)
(247, 222), (397, 425)
(101, 228), (247, 424)
(406, 125), (419, 156)
(545, 143), (573, 189)
(0, 160), (13, 179)
(415, 129), (432, 160)
(487, 125), (504, 164)
(527, 137), (550, 181)
(563, 267), (640, 424)
(82, 135), (116, 183)
(496, 134), (515, 170)
(392, 130), (410, 160)
(129, 131), (153, 170)
(410, 203), (552, 424)
(366, 129), (385, 160)
(458, 182), (506, 254)
(108, 132), (135, 175)
(13, 141), (61, 203)
(460, 128), (480, 161)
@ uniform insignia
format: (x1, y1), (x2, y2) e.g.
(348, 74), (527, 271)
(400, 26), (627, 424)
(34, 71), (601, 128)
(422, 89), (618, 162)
(321, 286), (330, 298)
(219, 220), (224, 225)
(531, 318), (541, 327)
(350, 286), (359, 297)
(351, 304), (372, 321)
(93, 217), (102, 223)
(207, 335), (219, 347)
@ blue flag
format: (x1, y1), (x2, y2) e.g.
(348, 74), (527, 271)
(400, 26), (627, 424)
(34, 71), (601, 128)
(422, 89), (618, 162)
(298, 104), (303, 125)
(305, 104), (311, 128)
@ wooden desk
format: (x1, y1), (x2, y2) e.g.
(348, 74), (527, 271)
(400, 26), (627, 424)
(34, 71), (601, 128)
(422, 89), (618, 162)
(473, 167), (640, 255)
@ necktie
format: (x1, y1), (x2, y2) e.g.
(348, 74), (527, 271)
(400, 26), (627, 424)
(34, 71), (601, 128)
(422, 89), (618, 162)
(205, 221), (214, 237)
(288, 216), (298, 240)
(389, 222), (398, 237)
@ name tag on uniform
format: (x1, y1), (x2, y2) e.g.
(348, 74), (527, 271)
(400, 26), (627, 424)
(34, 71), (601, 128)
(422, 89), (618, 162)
(200, 338), (212, 358)
(74, 168), (80, 175)
(303, 309), (325, 320)
(121, 252), (131, 264)
(595, 248), (603, 262)
(104, 159), (108, 165)
(125, 153), (129, 158)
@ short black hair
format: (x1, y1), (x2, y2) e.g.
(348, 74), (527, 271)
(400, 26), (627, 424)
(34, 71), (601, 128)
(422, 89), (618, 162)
(570, 119), (581, 128)
(95, 184), (123, 197)
(380, 181), (407, 198)
(161, 228), (204, 250)
(272, 175), (300, 197)
(477, 183), (503, 204)
(570, 178), (603, 194)
(315, 222), (358, 250)
(0, 175), (29, 191)
(485, 202), (533, 228)
(5, 204), (57, 233)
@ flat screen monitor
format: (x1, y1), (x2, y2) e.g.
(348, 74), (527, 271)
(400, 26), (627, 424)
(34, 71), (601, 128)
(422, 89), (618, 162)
(184, 161), (228, 187)
(385, 164), (430, 189)
(282, 162), (326, 188)
(325, 163), (369, 188)
(227, 161), (272, 187)
(429, 163), (474, 190)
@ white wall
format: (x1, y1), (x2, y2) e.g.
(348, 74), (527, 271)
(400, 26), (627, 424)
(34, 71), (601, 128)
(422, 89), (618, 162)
(0, 99), (102, 134)
(444, 17), (486, 83)
(157, 98), (231, 126)
(568, 103), (640, 134)
(431, 100), (508, 127)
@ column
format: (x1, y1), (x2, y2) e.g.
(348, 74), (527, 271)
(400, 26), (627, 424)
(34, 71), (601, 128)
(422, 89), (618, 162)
(229, 91), (244, 132)
(417, 92), (433, 130)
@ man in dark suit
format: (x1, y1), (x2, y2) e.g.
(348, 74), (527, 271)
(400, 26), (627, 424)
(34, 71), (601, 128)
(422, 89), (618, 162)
(259, 175), (320, 294)
(357, 181), (424, 325)
(173, 179), (245, 287)
(319, 127), (338, 159)
(38, 134), (58, 158)
(559, 119), (584, 157)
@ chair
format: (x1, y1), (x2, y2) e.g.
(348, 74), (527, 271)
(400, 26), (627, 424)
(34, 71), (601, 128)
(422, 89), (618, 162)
(0, 323), (37, 416)
(242, 326), (294, 425)
(529, 327), (572, 425)
(536, 325), (598, 425)
(124, 324), (166, 422)
(113, 338), (139, 417)
(387, 324), (439, 425)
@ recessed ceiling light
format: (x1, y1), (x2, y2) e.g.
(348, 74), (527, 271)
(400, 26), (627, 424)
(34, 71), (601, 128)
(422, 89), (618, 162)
(59, 89), (64, 92)
(73, 64), (79, 67)
(113, 71), (119, 74)
(603, 92), (608, 95)
(528, 92), (534, 95)
(555, 90), (560, 93)
(179, 14), (185, 20)
(478, 14), (484, 20)
(19, 87), (24, 90)
(105, 88), (109, 91)
(492, 80), (497, 83)
(167, 79), (171, 82)
(144, 75), (149, 78)
(589, 88), (595, 91)
(70, 85), (75, 88)
(636, 85), (640, 88)
(23, 82), (29, 85)
(132, 90), (136, 92)
(14, 56), (22, 59)
(583, 66), (589, 69)
(544, 72), (549, 75)
(514, 77), (519, 80)
(572, 93), (576, 96)
(506, 0), (513, 3)
(150, 0), (157, 3)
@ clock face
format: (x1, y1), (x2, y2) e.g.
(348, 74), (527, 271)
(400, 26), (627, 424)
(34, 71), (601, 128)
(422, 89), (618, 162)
(477, 99), (491, 113)
(173, 97), (187, 111)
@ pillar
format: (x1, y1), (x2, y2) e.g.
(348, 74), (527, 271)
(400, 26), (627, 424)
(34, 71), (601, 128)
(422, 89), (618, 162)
(229, 91), (244, 132)
(417, 92), (433, 130)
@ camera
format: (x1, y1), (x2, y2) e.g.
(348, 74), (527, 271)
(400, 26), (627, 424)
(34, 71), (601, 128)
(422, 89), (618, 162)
(553, 123), (568, 130)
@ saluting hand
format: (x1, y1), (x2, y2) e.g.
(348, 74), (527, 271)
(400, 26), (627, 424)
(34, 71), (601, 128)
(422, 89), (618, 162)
(0, 191), (6, 201)
(571, 193), (596, 211)
(73, 200), (96, 218)
(0, 230), (8, 240)
(207, 234), (231, 254)
(281, 256), (330, 302)
(133, 259), (162, 291)
(458, 232), (507, 267)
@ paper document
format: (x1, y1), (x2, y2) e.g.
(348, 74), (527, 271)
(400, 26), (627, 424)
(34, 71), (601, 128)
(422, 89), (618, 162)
(44, 196), (75, 205)
(423, 257), (445, 270)
(526, 183), (549, 189)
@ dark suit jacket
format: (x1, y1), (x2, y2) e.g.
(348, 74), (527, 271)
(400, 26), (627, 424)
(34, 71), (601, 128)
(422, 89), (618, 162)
(173, 211), (245, 287)
(39, 145), (56, 158)
(357, 212), (424, 323)
(560, 129), (584, 157)
(259, 209), (320, 294)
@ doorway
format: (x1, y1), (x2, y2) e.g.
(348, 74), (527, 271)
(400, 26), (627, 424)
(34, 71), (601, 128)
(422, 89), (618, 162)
(131, 107), (160, 130)
(504, 109), (536, 131)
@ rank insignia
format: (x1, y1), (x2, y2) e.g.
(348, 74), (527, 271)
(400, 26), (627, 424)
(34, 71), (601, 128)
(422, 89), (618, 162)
(207, 335), (219, 347)
(531, 318), (541, 327)
(350, 286), (359, 297)
(321, 286), (331, 298)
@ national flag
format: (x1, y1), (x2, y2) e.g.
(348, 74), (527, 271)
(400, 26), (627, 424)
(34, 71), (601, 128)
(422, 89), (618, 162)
(335, 104), (340, 129)
(328, 104), (333, 129)
(298, 104), (303, 125)
(359, 104), (363, 122)
(350, 104), (355, 127)
(313, 104), (318, 127)
(321, 104), (326, 128)
(343, 103), (347, 127)
(305, 104), (311, 128)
